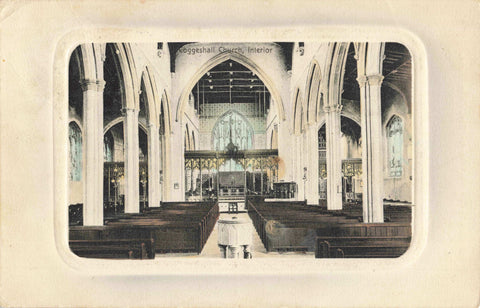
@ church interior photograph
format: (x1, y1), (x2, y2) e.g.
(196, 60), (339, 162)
(68, 42), (413, 259)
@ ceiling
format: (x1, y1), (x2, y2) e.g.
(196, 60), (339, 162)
(342, 42), (412, 102)
(191, 60), (271, 112)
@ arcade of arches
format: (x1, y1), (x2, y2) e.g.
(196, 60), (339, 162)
(68, 42), (412, 256)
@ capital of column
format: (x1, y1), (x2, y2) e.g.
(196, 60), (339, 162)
(356, 74), (384, 88)
(121, 107), (139, 116)
(356, 75), (368, 87)
(80, 79), (105, 92)
(367, 74), (384, 86)
(323, 104), (342, 114)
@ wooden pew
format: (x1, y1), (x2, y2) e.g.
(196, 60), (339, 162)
(247, 199), (412, 254)
(68, 203), (83, 226)
(69, 201), (219, 256)
(69, 238), (155, 259)
(315, 236), (411, 258)
(100, 201), (219, 254)
(248, 200), (359, 252)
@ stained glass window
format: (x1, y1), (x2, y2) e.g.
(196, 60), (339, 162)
(68, 122), (82, 181)
(213, 111), (253, 171)
(387, 115), (403, 177)
(212, 111), (253, 151)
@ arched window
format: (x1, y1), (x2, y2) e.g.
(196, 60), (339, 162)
(318, 125), (326, 159)
(103, 131), (114, 162)
(212, 111), (253, 151)
(387, 115), (403, 177)
(68, 122), (82, 181)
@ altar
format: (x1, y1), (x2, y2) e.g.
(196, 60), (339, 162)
(184, 148), (281, 207)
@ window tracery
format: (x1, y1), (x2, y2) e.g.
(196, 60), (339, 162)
(387, 115), (403, 177)
(69, 122), (82, 181)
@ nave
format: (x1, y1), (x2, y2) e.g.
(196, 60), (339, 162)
(69, 197), (412, 259)
(67, 42), (413, 259)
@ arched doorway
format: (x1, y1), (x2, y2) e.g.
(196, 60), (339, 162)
(103, 120), (149, 215)
(318, 116), (362, 205)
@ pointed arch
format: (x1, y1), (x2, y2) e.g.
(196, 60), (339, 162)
(140, 67), (158, 126)
(383, 81), (410, 114)
(106, 43), (139, 110)
(323, 42), (349, 109)
(176, 51), (285, 122)
(73, 43), (105, 82)
(305, 60), (322, 124)
(160, 89), (172, 135)
(103, 117), (148, 135)
(292, 88), (305, 135)
(356, 42), (386, 76)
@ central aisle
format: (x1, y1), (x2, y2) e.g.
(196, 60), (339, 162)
(198, 212), (313, 258)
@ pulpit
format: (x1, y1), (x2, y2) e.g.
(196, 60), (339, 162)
(217, 217), (252, 258)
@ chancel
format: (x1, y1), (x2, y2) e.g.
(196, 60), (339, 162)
(68, 42), (412, 259)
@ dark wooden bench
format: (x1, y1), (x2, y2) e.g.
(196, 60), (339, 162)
(248, 200), (360, 252)
(68, 203), (83, 226)
(99, 201), (219, 254)
(247, 199), (412, 254)
(315, 236), (411, 258)
(69, 238), (155, 259)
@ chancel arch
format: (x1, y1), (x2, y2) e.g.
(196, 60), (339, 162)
(176, 51), (285, 122)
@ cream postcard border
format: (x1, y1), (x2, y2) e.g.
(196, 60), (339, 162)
(52, 26), (428, 276)
(1, 1), (479, 307)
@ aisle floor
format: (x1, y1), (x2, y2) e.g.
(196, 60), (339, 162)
(155, 212), (313, 258)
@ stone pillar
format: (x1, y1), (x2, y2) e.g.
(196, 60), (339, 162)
(158, 134), (165, 202)
(306, 127), (319, 205)
(295, 135), (304, 201)
(155, 130), (163, 205)
(124, 108), (140, 213)
(81, 79), (105, 226)
(357, 74), (384, 223)
(147, 123), (159, 208)
(301, 132), (307, 202)
(324, 104), (343, 210)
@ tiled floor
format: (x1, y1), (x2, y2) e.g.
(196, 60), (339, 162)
(155, 212), (313, 259)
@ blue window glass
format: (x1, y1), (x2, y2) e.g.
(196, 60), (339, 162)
(387, 116), (403, 177)
(68, 122), (82, 181)
(212, 111), (253, 171)
(212, 111), (253, 151)
(104, 132), (114, 162)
